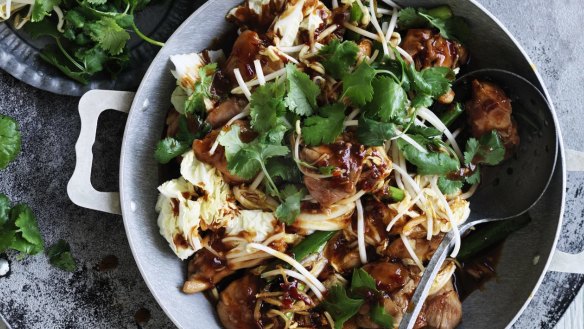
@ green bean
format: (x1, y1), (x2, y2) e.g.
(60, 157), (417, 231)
(457, 213), (531, 261)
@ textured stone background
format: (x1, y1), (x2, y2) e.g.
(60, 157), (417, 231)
(0, 0), (583, 328)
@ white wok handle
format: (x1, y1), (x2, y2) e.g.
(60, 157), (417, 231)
(67, 90), (135, 215)
(549, 149), (584, 273)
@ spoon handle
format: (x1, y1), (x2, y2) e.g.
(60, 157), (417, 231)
(398, 232), (456, 329)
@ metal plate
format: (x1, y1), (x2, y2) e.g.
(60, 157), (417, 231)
(0, 0), (200, 96)
(118, 1), (566, 328)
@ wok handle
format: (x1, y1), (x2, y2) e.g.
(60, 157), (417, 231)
(548, 149), (584, 273)
(66, 90), (135, 215)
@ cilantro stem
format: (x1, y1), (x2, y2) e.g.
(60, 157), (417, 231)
(55, 38), (86, 72)
(259, 161), (280, 200)
(131, 20), (164, 47)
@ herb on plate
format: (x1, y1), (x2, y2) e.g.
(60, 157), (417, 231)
(46, 239), (77, 272)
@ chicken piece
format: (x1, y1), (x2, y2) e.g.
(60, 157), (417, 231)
(193, 121), (256, 184)
(226, 0), (286, 31)
(324, 232), (361, 274)
(401, 29), (468, 71)
(465, 79), (520, 156)
(384, 235), (444, 262)
(357, 147), (392, 193)
(223, 30), (284, 85)
(205, 97), (248, 129)
(419, 280), (462, 329)
(301, 140), (366, 207)
(217, 274), (262, 329)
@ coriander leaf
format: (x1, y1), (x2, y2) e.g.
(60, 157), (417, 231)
(397, 135), (460, 175)
(302, 103), (346, 146)
(397, 7), (427, 28)
(217, 125), (246, 161)
(185, 63), (217, 116)
(408, 65), (454, 97)
(322, 285), (364, 329)
(275, 185), (306, 224)
(38, 48), (90, 84)
(411, 93), (434, 109)
(75, 47), (108, 74)
(371, 304), (393, 329)
(12, 204), (44, 250)
(357, 116), (397, 146)
(0, 114), (22, 170)
(0, 194), (10, 225)
(0, 228), (15, 253)
(23, 19), (60, 39)
(154, 116), (209, 164)
(365, 76), (408, 122)
(228, 149), (263, 179)
(418, 11), (470, 42)
(31, 0), (61, 22)
(266, 157), (303, 183)
(476, 131), (506, 165)
(319, 165), (335, 175)
(438, 176), (463, 195)
(463, 138), (479, 165)
(285, 64), (320, 116)
(351, 268), (377, 291)
(319, 40), (360, 79)
(407, 125), (442, 139)
(86, 17), (131, 55)
(47, 240), (77, 272)
(262, 124), (289, 145)
(342, 62), (376, 106)
(154, 138), (191, 164)
(466, 167), (481, 185)
(250, 82), (287, 134)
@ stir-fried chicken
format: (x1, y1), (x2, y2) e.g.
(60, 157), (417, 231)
(217, 274), (262, 329)
(402, 29), (469, 71)
(422, 281), (463, 329)
(465, 79), (520, 156)
(206, 97), (248, 129)
(301, 140), (366, 207)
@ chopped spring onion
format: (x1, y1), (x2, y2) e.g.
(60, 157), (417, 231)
(247, 243), (327, 292)
(400, 233), (424, 271)
(261, 269), (324, 299)
(233, 68), (252, 100)
(356, 198), (367, 264)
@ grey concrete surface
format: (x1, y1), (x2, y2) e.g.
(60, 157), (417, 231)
(0, 0), (583, 328)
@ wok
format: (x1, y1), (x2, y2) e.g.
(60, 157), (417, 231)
(67, 0), (580, 328)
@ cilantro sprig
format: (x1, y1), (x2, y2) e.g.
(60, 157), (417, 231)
(46, 239), (77, 272)
(398, 6), (470, 42)
(322, 268), (393, 329)
(0, 114), (22, 170)
(22, 0), (163, 83)
(0, 195), (44, 256)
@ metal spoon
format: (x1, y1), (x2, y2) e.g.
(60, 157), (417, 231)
(399, 69), (558, 329)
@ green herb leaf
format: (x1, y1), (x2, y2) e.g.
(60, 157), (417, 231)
(356, 116), (397, 146)
(12, 204), (44, 251)
(302, 103), (346, 146)
(0, 114), (22, 170)
(408, 65), (454, 97)
(31, 0), (61, 22)
(466, 167), (481, 185)
(464, 131), (505, 166)
(285, 64), (320, 116)
(365, 76), (408, 122)
(318, 165), (336, 175)
(86, 17), (131, 55)
(250, 81), (287, 134)
(274, 185), (306, 224)
(438, 176), (463, 195)
(154, 116), (210, 164)
(184, 63), (217, 116)
(397, 6), (469, 42)
(371, 304), (393, 329)
(319, 40), (360, 79)
(398, 135), (460, 175)
(350, 2), (364, 22)
(397, 7), (427, 28)
(39, 48), (90, 84)
(351, 268), (377, 291)
(266, 157), (303, 183)
(322, 285), (364, 329)
(47, 239), (77, 272)
(0, 194), (10, 225)
(342, 62), (376, 106)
